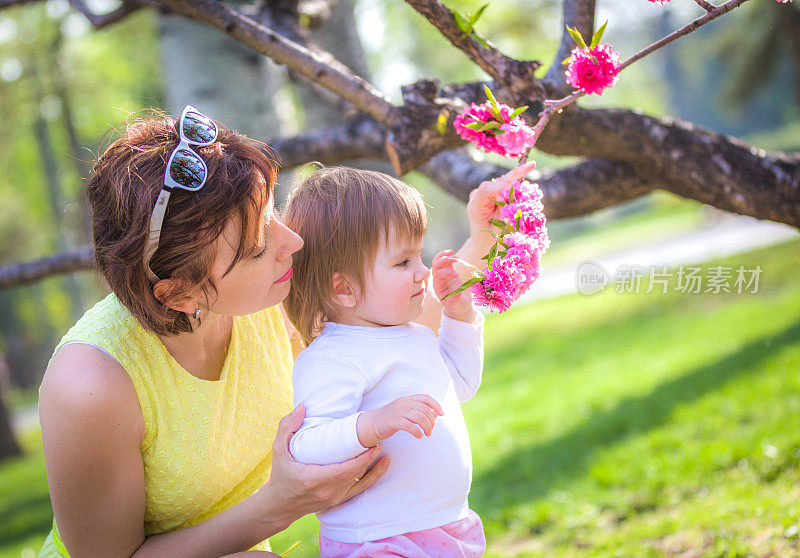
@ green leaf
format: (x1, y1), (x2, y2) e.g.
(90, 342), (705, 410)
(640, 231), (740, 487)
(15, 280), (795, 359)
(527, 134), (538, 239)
(492, 199), (506, 208)
(485, 229), (504, 242)
(469, 3), (489, 26)
(442, 277), (483, 299)
(566, 25), (587, 49)
(561, 56), (572, 66)
(590, 20), (608, 49)
(490, 217), (507, 229)
(473, 34), (490, 49)
(454, 9), (470, 33)
(484, 85), (502, 119)
(475, 120), (501, 132)
(509, 105), (529, 119)
(487, 244), (498, 262)
(514, 209), (522, 230)
(435, 109), (449, 136)
(463, 120), (501, 133)
(508, 184), (516, 203)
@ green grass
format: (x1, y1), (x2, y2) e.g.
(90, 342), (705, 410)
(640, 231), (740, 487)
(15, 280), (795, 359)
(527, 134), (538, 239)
(0, 429), (52, 558)
(2, 237), (799, 557)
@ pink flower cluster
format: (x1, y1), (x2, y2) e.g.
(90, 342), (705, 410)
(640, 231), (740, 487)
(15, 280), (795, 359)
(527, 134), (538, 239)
(565, 43), (621, 96)
(470, 180), (550, 313)
(647, 0), (671, 4)
(454, 102), (536, 158)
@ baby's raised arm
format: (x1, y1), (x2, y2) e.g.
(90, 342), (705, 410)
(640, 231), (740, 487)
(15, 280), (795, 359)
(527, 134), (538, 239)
(430, 250), (486, 402)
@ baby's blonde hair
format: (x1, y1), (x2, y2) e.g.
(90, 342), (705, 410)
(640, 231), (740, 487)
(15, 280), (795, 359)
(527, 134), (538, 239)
(283, 166), (427, 345)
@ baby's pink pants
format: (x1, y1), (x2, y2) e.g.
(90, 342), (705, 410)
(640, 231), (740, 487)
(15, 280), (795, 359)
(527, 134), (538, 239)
(318, 509), (485, 558)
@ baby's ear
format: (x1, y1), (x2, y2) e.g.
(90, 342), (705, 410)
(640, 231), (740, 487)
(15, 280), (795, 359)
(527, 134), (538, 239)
(332, 272), (358, 309)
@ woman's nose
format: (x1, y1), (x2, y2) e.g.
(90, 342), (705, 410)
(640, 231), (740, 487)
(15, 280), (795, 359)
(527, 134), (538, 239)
(275, 219), (304, 260)
(416, 263), (430, 283)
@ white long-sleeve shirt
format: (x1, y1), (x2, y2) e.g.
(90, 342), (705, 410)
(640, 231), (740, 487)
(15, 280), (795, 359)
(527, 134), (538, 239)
(289, 313), (484, 543)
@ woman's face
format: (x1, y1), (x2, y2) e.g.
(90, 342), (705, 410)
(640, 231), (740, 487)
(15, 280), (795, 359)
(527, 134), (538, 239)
(205, 193), (304, 316)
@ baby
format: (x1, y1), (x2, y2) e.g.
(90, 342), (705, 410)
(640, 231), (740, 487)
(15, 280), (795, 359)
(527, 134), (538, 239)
(284, 166), (485, 557)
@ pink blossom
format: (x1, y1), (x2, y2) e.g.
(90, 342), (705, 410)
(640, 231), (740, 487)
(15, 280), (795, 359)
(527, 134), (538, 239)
(565, 43), (621, 96)
(495, 122), (537, 159)
(454, 102), (535, 158)
(460, 178), (551, 313)
(498, 180), (550, 250)
(470, 258), (522, 313)
(648, 0), (671, 4)
(776, 0), (793, 3)
(503, 233), (542, 291)
(499, 180), (544, 207)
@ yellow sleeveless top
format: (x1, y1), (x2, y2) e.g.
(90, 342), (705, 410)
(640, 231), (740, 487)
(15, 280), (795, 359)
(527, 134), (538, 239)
(39, 294), (294, 556)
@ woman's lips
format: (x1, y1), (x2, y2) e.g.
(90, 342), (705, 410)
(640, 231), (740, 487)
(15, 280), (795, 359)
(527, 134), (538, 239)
(275, 266), (293, 283)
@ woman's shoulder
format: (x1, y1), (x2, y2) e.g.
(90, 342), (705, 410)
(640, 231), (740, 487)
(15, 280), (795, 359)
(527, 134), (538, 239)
(40, 341), (144, 443)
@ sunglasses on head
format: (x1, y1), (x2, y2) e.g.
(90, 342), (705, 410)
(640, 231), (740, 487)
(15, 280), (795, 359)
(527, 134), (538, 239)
(144, 105), (219, 283)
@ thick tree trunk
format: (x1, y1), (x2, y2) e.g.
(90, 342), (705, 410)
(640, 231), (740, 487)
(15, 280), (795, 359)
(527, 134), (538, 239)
(0, 387), (22, 461)
(158, 7), (285, 141)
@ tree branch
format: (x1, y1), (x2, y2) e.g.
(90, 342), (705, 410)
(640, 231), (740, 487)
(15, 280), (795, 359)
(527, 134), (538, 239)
(156, 0), (399, 125)
(402, 0), (541, 97)
(621, 0), (750, 71)
(419, 149), (655, 217)
(267, 113), (387, 168)
(543, 0), (596, 95)
(67, 0), (147, 28)
(0, 247), (93, 290)
(693, 0), (716, 13)
(536, 106), (800, 226)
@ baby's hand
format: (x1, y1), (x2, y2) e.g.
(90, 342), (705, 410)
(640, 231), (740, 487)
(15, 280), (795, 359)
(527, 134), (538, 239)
(357, 395), (443, 448)
(432, 250), (476, 323)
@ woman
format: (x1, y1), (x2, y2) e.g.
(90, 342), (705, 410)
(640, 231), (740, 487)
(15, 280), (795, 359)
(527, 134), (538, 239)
(37, 106), (533, 557)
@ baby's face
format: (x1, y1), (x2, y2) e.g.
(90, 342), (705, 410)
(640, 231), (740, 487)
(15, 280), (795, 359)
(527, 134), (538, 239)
(348, 227), (429, 327)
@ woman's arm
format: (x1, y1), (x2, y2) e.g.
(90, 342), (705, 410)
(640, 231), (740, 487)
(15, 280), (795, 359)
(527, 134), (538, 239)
(416, 161), (537, 332)
(40, 344), (149, 557)
(39, 344), (388, 558)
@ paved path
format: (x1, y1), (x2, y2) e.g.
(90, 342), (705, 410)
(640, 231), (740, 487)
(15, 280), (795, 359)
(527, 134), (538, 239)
(10, 214), (798, 434)
(522, 214), (798, 302)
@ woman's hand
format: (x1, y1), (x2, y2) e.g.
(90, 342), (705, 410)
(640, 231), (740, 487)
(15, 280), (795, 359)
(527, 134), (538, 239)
(257, 405), (390, 527)
(466, 160), (536, 254)
(432, 250), (475, 323)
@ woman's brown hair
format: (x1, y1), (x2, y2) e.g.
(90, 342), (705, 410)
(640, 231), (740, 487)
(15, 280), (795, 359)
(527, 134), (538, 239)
(283, 166), (427, 345)
(88, 109), (277, 336)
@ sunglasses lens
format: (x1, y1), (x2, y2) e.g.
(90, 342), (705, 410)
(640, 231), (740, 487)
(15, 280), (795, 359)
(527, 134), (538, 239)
(168, 148), (207, 190)
(182, 110), (217, 144)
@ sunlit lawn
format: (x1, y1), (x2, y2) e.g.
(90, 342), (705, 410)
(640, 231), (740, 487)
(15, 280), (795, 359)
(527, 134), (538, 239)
(2, 236), (799, 557)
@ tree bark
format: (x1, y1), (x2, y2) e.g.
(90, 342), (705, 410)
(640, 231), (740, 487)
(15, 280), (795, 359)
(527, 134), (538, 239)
(0, 388), (22, 461)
